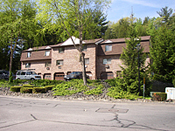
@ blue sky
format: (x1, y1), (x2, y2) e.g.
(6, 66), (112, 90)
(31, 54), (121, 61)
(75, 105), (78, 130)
(107, 0), (175, 22)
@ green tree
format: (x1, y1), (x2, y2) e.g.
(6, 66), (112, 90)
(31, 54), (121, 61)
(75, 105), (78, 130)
(120, 27), (148, 95)
(149, 25), (175, 83)
(134, 18), (148, 36)
(0, 0), (38, 81)
(157, 6), (173, 23)
(37, 0), (111, 85)
(83, 10), (109, 39)
(168, 13), (175, 31)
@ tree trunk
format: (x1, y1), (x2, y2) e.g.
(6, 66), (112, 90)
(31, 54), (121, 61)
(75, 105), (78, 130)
(79, 27), (87, 85)
(81, 52), (87, 85)
(9, 46), (13, 74)
(9, 43), (13, 82)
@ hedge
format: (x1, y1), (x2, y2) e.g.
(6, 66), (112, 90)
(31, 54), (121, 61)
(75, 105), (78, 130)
(33, 87), (46, 93)
(20, 87), (33, 93)
(23, 84), (34, 87)
(10, 86), (21, 92)
(44, 85), (55, 92)
(152, 92), (167, 101)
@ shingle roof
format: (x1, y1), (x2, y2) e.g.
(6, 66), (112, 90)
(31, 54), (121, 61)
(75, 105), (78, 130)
(102, 36), (150, 44)
(20, 50), (51, 61)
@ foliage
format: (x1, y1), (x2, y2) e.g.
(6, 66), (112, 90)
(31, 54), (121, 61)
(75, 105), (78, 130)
(119, 26), (150, 95)
(84, 85), (103, 95)
(30, 79), (63, 87)
(173, 78), (175, 87)
(0, 80), (11, 88)
(157, 6), (173, 23)
(20, 87), (33, 93)
(152, 92), (167, 101)
(107, 87), (141, 100)
(22, 84), (34, 87)
(149, 25), (175, 83)
(10, 86), (21, 92)
(52, 79), (87, 96)
(44, 85), (55, 92)
(33, 87), (46, 93)
(37, 0), (111, 85)
(52, 79), (104, 96)
(0, 0), (39, 76)
(105, 78), (141, 99)
(84, 79), (104, 95)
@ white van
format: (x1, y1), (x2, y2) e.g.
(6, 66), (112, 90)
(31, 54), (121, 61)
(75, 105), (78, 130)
(16, 70), (41, 80)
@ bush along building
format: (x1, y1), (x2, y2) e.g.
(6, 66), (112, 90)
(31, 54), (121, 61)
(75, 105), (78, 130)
(20, 36), (150, 80)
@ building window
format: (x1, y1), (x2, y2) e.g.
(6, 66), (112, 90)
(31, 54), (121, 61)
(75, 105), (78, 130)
(103, 58), (111, 64)
(45, 62), (51, 67)
(85, 58), (89, 65)
(56, 60), (63, 66)
(82, 45), (87, 51)
(27, 52), (31, 58)
(105, 45), (112, 52)
(25, 63), (31, 68)
(45, 51), (50, 56)
(58, 48), (64, 53)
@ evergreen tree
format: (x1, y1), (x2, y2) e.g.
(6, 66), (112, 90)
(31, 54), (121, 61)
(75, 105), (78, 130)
(120, 27), (148, 94)
(157, 6), (173, 23)
(150, 25), (175, 83)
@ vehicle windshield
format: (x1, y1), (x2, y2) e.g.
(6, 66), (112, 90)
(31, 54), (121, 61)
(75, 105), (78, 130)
(31, 71), (37, 75)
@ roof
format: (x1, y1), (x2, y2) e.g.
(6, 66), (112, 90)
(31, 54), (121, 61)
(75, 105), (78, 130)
(97, 36), (151, 56)
(23, 37), (104, 51)
(20, 50), (51, 62)
(102, 36), (151, 44)
(52, 37), (104, 48)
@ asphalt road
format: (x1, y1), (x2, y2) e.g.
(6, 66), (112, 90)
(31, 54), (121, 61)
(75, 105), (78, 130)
(0, 96), (175, 131)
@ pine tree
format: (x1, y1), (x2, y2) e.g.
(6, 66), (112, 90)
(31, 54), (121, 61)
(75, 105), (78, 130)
(150, 25), (175, 83)
(120, 26), (149, 95)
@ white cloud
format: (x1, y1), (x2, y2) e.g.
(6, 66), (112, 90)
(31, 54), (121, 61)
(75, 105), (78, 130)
(122, 0), (160, 8)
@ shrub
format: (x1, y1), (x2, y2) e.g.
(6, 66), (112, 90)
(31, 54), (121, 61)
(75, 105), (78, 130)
(33, 87), (46, 93)
(10, 86), (21, 92)
(107, 86), (141, 100)
(52, 80), (87, 96)
(45, 85), (55, 92)
(84, 85), (104, 95)
(0, 80), (10, 88)
(172, 78), (175, 87)
(152, 92), (167, 101)
(30, 79), (63, 87)
(23, 84), (34, 87)
(105, 78), (118, 86)
(20, 87), (33, 93)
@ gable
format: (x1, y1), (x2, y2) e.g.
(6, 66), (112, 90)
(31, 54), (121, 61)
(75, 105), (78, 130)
(61, 36), (85, 46)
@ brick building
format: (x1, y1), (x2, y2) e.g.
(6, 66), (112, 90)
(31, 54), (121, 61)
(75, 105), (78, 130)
(20, 36), (150, 80)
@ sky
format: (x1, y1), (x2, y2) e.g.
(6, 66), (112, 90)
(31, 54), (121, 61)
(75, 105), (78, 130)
(107, 0), (175, 22)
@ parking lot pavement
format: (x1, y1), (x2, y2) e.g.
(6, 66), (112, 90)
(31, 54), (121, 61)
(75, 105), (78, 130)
(0, 96), (175, 131)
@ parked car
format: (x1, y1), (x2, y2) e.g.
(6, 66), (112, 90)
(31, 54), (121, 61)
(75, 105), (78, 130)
(16, 70), (41, 80)
(64, 71), (83, 81)
(0, 70), (16, 80)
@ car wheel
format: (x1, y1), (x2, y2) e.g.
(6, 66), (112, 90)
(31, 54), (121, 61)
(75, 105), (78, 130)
(31, 78), (34, 80)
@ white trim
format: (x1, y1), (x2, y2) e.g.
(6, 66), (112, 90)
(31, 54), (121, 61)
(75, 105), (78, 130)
(61, 36), (85, 46)
(105, 40), (112, 43)
(28, 48), (33, 51)
(45, 46), (51, 49)
(95, 39), (104, 45)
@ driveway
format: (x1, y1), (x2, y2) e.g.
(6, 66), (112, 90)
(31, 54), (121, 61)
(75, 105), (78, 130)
(0, 96), (175, 131)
